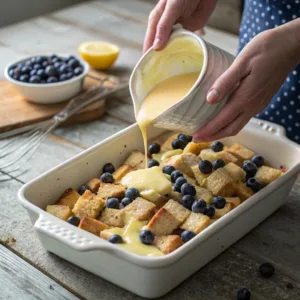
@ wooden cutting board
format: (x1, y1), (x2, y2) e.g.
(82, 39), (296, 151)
(0, 71), (117, 133)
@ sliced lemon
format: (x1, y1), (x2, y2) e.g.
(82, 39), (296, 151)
(78, 41), (120, 69)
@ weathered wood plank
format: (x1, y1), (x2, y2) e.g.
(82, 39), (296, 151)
(0, 244), (80, 300)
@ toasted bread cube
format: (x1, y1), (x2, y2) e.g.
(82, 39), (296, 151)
(161, 133), (179, 151)
(124, 151), (145, 169)
(195, 186), (213, 204)
(206, 168), (235, 197)
(220, 151), (241, 166)
(147, 208), (181, 236)
(163, 199), (191, 224)
(154, 235), (183, 254)
(184, 174), (197, 186)
(183, 142), (211, 155)
(79, 217), (110, 236)
(98, 208), (124, 227)
(97, 183), (125, 199)
(46, 205), (72, 221)
(168, 190), (182, 202)
(224, 162), (246, 182)
(180, 212), (210, 234)
(86, 178), (101, 193)
(72, 190), (105, 219)
(225, 197), (241, 208)
(124, 197), (156, 221)
(214, 203), (232, 218)
(56, 188), (80, 209)
(113, 164), (136, 183)
(234, 181), (254, 201)
(208, 219), (218, 226)
(161, 149), (183, 161)
(140, 190), (168, 208)
(200, 149), (240, 165)
(255, 166), (282, 185)
(192, 165), (209, 187)
(228, 143), (254, 161)
(100, 230), (115, 240)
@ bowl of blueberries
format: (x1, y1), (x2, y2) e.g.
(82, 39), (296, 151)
(4, 54), (89, 104)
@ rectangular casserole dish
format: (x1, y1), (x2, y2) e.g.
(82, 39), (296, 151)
(18, 118), (300, 298)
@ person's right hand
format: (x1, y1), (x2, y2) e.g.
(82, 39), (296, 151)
(143, 0), (217, 53)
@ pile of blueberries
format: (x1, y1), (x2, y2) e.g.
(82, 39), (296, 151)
(8, 54), (84, 84)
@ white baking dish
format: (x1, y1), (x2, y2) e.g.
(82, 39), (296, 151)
(18, 118), (300, 298)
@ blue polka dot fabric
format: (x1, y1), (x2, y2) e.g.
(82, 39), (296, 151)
(238, 0), (300, 143)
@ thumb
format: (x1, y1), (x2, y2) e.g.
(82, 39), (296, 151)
(206, 57), (249, 104)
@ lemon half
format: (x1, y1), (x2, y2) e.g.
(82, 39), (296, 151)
(78, 41), (120, 69)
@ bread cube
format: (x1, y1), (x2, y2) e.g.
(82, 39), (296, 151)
(124, 197), (156, 221)
(154, 235), (183, 254)
(214, 203), (232, 218)
(147, 208), (181, 236)
(228, 143), (254, 161)
(79, 217), (110, 236)
(161, 133), (179, 151)
(113, 165), (136, 183)
(163, 199), (191, 224)
(220, 151), (241, 166)
(124, 151), (145, 169)
(206, 168), (235, 197)
(184, 174), (197, 186)
(86, 178), (101, 193)
(192, 165), (209, 187)
(46, 205), (72, 221)
(255, 166), (282, 185)
(195, 186), (213, 204)
(208, 219), (217, 226)
(97, 182), (125, 199)
(234, 181), (254, 201)
(168, 190), (182, 202)
(225, 197), (241, 208)
(72, 190), (105, 219)
(224, 162), (246, 182)
(140, 190), (168, 208)
(183, 142), (211, 155)
(56, 188), (80, 209)
(100, 230), (115, 241)
(180, 212), (210, 234)
(200, 149), (240, 165)
(161, 149), (183, 161)
(98, 208), (125, 227)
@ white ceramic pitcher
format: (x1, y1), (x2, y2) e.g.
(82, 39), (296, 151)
(129, 26), (235, 135)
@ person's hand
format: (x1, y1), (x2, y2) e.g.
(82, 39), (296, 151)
(143, 0), (217, 53)
(193, 27), (300, 142)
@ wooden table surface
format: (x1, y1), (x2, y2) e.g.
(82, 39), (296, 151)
(0, 1), (300, 299)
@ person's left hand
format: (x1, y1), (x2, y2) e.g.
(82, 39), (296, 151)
(193, 27), (300, 142)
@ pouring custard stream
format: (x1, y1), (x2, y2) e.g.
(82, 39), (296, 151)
(136, 72), (199, 166)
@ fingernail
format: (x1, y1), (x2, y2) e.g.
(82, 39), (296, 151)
(207, 89), (220, 104)
(153, 38), (161, 50)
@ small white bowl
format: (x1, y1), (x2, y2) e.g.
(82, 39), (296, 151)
(4, 54), (89, 104)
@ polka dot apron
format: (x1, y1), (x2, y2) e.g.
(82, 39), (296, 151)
(238, 0), (300, 143)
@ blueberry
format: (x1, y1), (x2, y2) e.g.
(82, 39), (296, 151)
(45, 65), (58, 77)
(59, 74), (69, 81)
(30, 57), (36, 64)
(30, 69), (37, 76)
(35, 56), (44, 64)
(178, 133), (192, 144)
(259, 262), (275, 278)
(13, 68), (22, 77)
(19, 74), (29, 82)
(212, 196), (226, 209)
(78, 184), (91, 195)
(181, 230), (196, 243)
(100, 172), (114, 183)
(204, 205), (215, 217)
(148, 159), (159, 168)
(36, 69), (47, 79)
(170, 170), (184, 183)
(68, 58), (80, 69)
(33, 64), (41, 70)
(180, 195), (195, 209)
(139, 229), (155, 245)
(21, 66), (32, 74)
(52, 57), (62, 64)
(67, 71), (74, 79)
(54, 62), (62, 69)
(121, 197), (132, 207)
(246, 178), (262, 192)
(125, 187), (140, 200)
(67, 216), (80, 226)
(59, 64), (69, 74)
(102, 163), (115, 174)
(41, 80), (46, 84)
(174, 177), (187, 189)
(74, 67), (83, 76)
(65, 55), (76, 63)
(243, 161), (257, 178)
(25, 60), (33, 67)
(106, 197), (119, 209)
(50, 54), (58, 60)
(109, 234), (123, 244)
(8, 69), (14, 77)
(192, 199), (207, 213)
(198, 160), (213, 174)
(172, 139), (187, 150)
(47, 76), (58, 83)
(237, 288), (251, 300)
(181, 183), (196, 196)
(42, 61), (49, 68)
(162, 165), (175, 175)
(148, 143), (161, 155)
(29, 75), (41, 83)
(251, 155), (264, 168)
(212, 158), (225, 170)
(211, 141), (224, 152)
